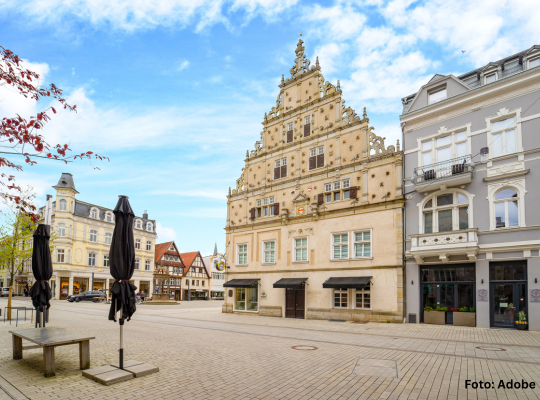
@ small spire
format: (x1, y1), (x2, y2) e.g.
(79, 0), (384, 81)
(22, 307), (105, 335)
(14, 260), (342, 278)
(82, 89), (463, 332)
(246, 150), (249, 159)
(363, 107), (367, 120)
(396, 139), (400, 152)
(337, 80), (340, 90)
(315, 56), (319, 68)
(281, 74), (284, 83)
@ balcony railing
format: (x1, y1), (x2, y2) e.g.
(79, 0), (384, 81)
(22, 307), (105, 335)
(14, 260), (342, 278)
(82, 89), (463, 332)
(412, 155), (474, 186)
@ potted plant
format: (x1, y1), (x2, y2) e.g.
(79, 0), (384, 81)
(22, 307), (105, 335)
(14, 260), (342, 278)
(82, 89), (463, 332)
(424, 306), (446, 325)
(453, 306), (476, 327)
(516, 311), (528, 331)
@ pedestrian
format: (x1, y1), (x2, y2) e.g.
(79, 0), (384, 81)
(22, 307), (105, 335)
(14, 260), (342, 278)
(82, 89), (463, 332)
(24, 287), (28, 297)
(136, 292), (141, 304)
(140, 291), (145, 302)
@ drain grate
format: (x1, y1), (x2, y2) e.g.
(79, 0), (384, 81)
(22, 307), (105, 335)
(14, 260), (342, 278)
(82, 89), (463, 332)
(351, 321), (369, 324)
(329, 319), (347, 322)
(475, 346), (506, 351)
(353, 358), (398, 379)
(292, 345), (318, 351)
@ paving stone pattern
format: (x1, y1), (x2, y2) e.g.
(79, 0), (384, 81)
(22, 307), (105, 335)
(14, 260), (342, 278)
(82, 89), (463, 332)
(0, 298), (539, 399)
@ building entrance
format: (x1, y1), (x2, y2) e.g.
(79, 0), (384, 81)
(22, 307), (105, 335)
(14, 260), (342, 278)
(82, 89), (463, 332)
(490, 261), (527, 328)
(285, 288), (305, 319)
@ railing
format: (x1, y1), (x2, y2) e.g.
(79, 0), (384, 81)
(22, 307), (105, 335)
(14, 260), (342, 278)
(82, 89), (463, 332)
(413, 155), (473, 185)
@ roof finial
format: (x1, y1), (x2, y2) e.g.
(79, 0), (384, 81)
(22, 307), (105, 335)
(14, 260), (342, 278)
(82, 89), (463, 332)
(315, 56), (319, 68)
(337, 80), (341, 90)
(281, 74), (284, 84)
(396, 139), (400, 152)
(363, 107), (367, 120)
(300, 33), (302, 36)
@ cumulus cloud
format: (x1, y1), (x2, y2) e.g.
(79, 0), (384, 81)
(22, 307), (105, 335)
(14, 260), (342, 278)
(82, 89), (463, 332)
(156, 222), (177, 242)
(177, 60), (190, 71)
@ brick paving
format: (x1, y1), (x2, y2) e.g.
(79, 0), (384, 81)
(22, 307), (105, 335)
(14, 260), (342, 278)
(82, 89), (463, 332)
(0, 298), (539, 399)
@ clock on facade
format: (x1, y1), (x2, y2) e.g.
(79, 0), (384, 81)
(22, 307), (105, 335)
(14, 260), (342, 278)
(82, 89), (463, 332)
(217, 261), (226, 271)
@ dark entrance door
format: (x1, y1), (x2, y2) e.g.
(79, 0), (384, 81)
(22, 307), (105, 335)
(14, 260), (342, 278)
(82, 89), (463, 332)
(285, 288), (305, 319)
(490, 261), (527, 328)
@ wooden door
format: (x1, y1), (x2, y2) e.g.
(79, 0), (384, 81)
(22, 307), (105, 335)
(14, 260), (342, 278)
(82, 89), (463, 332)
(295, 289), (305, 319)
(286, 289), (296, 318)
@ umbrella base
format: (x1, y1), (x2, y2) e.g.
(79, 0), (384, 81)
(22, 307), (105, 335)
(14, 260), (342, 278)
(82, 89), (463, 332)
(82, 360), (159, 385)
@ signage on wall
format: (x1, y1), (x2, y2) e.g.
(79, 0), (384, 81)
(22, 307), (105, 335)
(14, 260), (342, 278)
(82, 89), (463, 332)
(477, 289), (488, 302)
(307, 186), (313, 192)
(531, 289), (540, 302)
(298, 207), (305, 215)
(261, 290), (267, 299)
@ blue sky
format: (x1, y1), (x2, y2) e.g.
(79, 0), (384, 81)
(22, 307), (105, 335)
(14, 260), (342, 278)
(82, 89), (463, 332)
(0, 0), (539, 255)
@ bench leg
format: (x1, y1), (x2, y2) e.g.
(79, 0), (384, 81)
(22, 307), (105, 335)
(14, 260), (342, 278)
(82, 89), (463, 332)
(79, 340), (90, 370)
(43, 346), (55, 377)
(13, 336), (22, 360)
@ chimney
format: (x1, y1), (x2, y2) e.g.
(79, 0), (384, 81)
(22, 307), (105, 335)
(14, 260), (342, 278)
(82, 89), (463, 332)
(143, 210), (148, 219)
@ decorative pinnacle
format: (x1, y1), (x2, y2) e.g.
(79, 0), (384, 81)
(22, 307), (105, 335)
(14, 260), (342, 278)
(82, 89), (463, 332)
(281, 74), (284, 83)
(363, 107), (367, 120)
(315, 57), (320, 68)
(396, 139), (400, 152)
(246, 150), (249, 159)
(337, 80), (340, 90)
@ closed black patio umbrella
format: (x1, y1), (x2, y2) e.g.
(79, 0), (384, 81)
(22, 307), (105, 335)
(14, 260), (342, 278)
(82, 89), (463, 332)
(29, 224), (53, 327)
(108, 195), (137, 370)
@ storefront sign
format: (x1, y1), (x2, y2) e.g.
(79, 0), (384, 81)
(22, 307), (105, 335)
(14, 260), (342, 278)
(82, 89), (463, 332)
(15, 278), (26, 283)
(477, 289), (488, 302)
(531, 289), (540, 302)
(261, 290), (267, 299)
(196, 289), (202, 292)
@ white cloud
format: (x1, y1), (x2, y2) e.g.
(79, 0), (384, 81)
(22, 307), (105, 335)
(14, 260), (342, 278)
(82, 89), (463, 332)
(0, 0), (300, 32)
(156, 222), (177, 242)
(177, 60), (190, 71)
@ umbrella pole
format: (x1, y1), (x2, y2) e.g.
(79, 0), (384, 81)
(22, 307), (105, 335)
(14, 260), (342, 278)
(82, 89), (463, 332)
(116, 298), (124, 370)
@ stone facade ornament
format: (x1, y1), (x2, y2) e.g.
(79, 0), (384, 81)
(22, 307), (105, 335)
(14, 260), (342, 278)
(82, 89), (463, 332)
(290, 39), (311, 79)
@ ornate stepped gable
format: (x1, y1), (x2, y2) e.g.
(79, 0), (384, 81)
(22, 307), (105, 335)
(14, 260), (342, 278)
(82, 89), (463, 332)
(231, 39), (393, 195)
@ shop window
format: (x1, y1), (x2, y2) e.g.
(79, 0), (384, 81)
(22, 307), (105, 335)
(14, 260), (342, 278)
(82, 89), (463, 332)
(89, 230), (97, 242)
(235, 284), (258, 311)
(263, 241), (276, 263)
(237, 244), (248, 265)
(494, 188), (519, 228)
(294, 237), (308, 262)
(354, 231), (371, 257)
(104, 255), (110, 267)
(57, 249), (65, 263)
(422, 191), (470, 233)
(333, 289), (348, 308)
(355, 287), (371, 309)
(490, 262), (526, 281)
(59, 199), (67, 211)
(332, 233), (349, 259)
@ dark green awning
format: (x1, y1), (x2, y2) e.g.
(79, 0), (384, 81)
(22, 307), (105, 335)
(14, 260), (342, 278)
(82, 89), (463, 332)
(223, 279), (259, 288)
(322, 276), (372, 290)
(273, 278), (307, 289)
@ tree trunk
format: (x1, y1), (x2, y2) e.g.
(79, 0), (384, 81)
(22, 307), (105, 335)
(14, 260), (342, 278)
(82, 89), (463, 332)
(7, 285), (13, 320)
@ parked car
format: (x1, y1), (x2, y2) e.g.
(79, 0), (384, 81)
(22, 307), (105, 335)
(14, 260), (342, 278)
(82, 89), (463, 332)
(0, 287), (14, 297)
(67, 291), (106, 303)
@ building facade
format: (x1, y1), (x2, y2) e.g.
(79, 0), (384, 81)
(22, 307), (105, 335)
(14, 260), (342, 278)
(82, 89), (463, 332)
(154, 241), (185, 300)
(181, 251), (210, 300)
(40, 173), (157, 300)
(210, 244), (226, 300)
(401, 45), (540, 330)
(223, 39), (405, 322)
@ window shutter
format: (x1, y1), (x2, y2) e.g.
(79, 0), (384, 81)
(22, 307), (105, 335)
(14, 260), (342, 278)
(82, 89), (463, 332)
(274, 167), (280, 180)
(250, 208), (255, 220)
(350, 186), (358, 199)
(304, 124), (310, 137)
(316, 154), (324, 168)
(273, 203), (279, 215)
(309, 156), (316, 170)
(287, 130), (293, 143)
(317, 193), (324, 205)
(281, 165), (287, 178)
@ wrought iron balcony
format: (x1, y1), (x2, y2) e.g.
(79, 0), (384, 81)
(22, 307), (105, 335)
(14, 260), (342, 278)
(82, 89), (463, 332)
(412, 155), (474, 192)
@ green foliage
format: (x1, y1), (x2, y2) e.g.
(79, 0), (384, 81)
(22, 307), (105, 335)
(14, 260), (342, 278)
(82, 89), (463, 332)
(424, 306), (434, 312)
(436, 307), (449, 312)
(517, 311), (526, 321)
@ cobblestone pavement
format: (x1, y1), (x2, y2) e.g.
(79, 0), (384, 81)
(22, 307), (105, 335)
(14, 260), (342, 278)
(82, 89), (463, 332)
(1, 298), (540, 399)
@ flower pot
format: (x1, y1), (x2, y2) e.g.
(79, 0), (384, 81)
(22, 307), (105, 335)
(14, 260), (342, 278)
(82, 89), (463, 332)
(453, 312), (476, 327)
(424, 310), (446, 325)
(516, 322), (528, 331)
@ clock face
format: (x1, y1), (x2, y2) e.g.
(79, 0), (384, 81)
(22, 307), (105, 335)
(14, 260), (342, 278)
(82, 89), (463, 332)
(216, 261), (225, 271)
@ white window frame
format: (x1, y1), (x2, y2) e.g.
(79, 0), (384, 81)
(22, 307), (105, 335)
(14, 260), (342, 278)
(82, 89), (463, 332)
(318, 146), (324, 155)
(135, 238), (141, 250)
(484, 72), (497, 84)
(105, 233), (112, 245)
(419, 125), (471, 167)
(353, 287), (371, 310)
(288, 123), (293, 130)
(147, 222), (153, 232)
(59, 199), (67, 211)
(486, 108), (522, 159)
(419, 190), (473, 234)
(89, 230), (98, 243)
(58, 223), (66, 237)
(90, 208), (99, 219)
(145, 260), (151, 271)
(57, 249), (65, 263)
(333, 289), (348, 309)
(310, 148), (316, 157)
(325, 183), (332, 192)
(529, 56), (540, 69)
(487, 180), (526, 230)
(293, 237), (308, 263)
(88, 253), (96, 266)
(342, 179), (350, 188)
(135, 219), (142, 229)
(305, 116), (310, 124)
(331, 232), (349, 260)
(103, 255), (110, 267)
(135, 259), (140, 270)
(146, 241), (152, 251)
(353, 229), (373, 259)
(237, 243), (248, 266)
(428, 87), (447, 104)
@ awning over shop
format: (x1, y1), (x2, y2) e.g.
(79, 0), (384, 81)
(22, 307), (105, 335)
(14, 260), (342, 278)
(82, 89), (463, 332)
(273, 278), (307, 289)
(223, 279), (259, 288)
(322, 276), (372, 290)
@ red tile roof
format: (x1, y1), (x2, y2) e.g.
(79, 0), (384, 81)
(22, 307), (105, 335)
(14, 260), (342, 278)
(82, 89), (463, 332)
(180, 251), (209, 277)
(155, 241), (173, 262)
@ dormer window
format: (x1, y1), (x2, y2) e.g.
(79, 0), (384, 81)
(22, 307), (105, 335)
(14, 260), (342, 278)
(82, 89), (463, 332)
(485, 73), (497, 84)
(105, 212), (113, 222)
(147, 222), (153, 232)
(428, 87), (447, 104)
(91, 209), (98, 219)
(136, 220), (141, 229)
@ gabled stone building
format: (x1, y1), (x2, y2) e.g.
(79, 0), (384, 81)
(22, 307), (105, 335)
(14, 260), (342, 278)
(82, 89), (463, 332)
(223, 39), (405, 321)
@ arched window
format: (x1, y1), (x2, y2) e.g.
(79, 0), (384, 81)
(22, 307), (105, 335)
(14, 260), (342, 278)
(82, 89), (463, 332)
(147, 222), (153, 232)
(135, 220), (141, 229)
(59, 199), (67, 211)
(494, 188), (519, 228)
(91, 208), (98, 219)
(106, 212), (113, 222)
(422, 191), (470, 233)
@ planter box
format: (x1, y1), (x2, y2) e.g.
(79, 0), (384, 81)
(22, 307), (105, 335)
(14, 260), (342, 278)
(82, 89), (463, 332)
(424, 311), (446, 325)
(453, 312), (476, 327)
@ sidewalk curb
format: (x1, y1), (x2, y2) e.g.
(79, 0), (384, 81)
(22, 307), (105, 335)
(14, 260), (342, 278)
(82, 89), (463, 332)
(0, 375), (29, 400)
